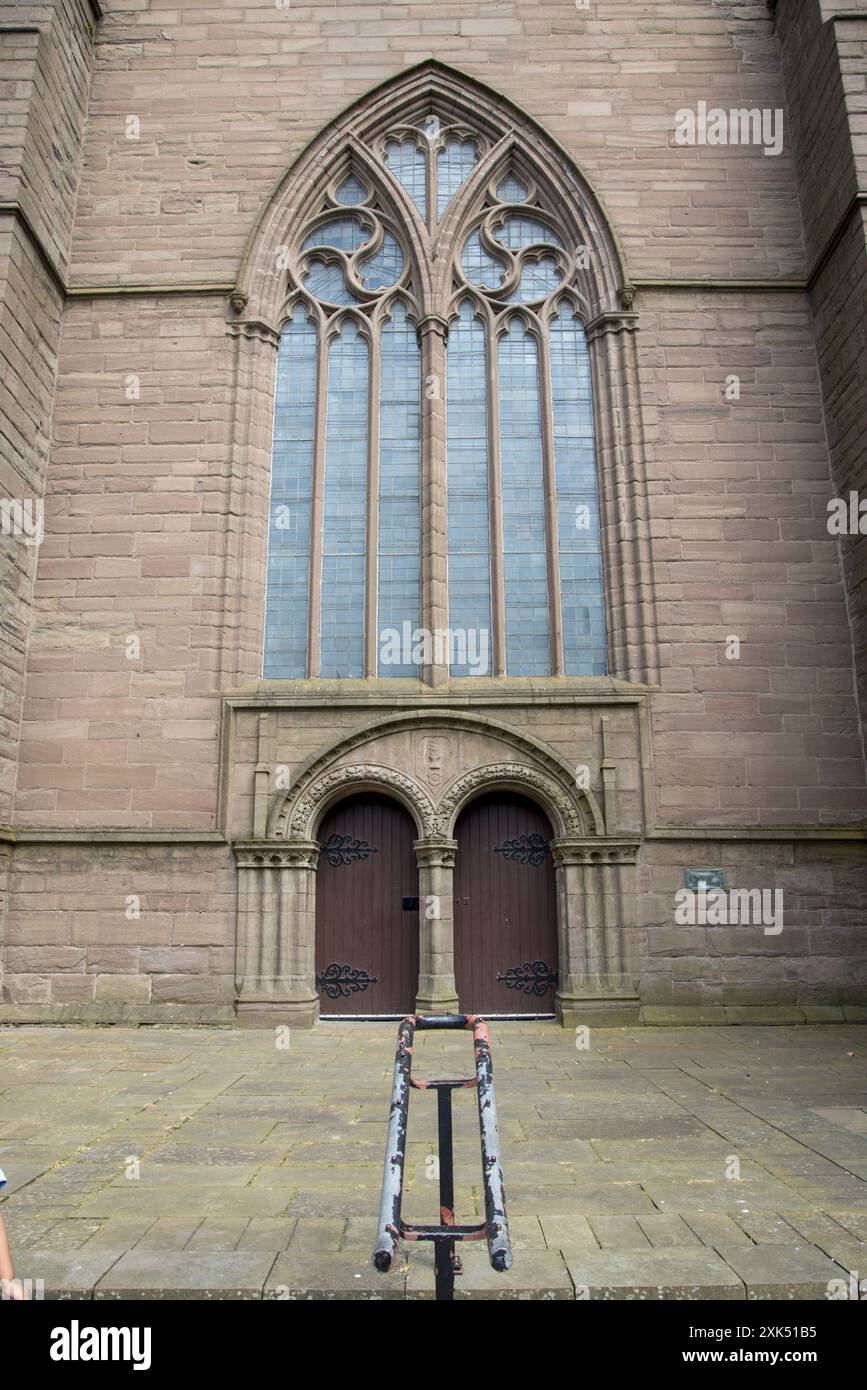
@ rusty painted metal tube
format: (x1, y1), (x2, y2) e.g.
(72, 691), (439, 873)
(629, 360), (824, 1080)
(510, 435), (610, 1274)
(372, 1011), (512, 1290)
(372, 1015), (415, 1272)
(471, 1017), (513, 1272)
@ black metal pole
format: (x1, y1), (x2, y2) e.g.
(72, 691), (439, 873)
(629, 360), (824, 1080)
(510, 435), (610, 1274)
(434, 1086), (456, 1301)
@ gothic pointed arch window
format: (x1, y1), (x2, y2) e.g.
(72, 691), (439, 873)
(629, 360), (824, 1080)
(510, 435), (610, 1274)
(261, 107), (610, 681)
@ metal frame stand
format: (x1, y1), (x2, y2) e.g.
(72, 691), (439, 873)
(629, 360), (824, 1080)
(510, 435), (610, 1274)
(373, 1013), (512, 1301)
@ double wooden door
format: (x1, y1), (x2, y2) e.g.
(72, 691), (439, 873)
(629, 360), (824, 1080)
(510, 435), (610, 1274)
(314, 790), (558, 1018)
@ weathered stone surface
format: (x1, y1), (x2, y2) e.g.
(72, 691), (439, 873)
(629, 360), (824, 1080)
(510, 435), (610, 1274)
(95, 1251), (278, 1300)
(2, 1022), (864, 1299)
(0, 1), (865, 1029)
(564, 1248), (745, 1300)
(265, 1252), (405, 1301)
(406, 1246), (573, 1300)
(714, 1244), (848, 1300)
(14, 1249), (126, 1300)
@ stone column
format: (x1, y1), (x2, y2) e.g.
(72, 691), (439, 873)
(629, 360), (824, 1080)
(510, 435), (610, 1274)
(550, 839), (642, 1027)
(551, 840), (589, 1007)
(233, 842), (320, 1027)
(414, 837), (459, 1014)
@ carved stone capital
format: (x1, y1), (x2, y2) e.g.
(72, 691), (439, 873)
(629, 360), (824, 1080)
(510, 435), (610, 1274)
(414, 837), (458, 869)
(227, 317), (280, 349)
(233, 840), (320, 870)
(550, 837), (640, 867)
(583, 311), (639, 344)
(416, 312), (450, 346)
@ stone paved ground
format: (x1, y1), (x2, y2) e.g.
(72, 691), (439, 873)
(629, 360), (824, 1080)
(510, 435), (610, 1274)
(1, 1023), (867, 1300)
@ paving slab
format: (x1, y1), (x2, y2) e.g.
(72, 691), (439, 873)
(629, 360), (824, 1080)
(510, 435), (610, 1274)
(95, 1251), (278, 1300)
(714, 1243), (848, 1300)
(265, 1250), (405, 1300)
(13, 1248), (125, 1300)
(564, 1248), (745, 1300)
(405, 1246), (573, 1300)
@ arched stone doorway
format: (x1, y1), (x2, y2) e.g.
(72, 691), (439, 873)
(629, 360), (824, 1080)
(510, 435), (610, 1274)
(453, 791), (558, 1016)
(233, 709), (642, 1027)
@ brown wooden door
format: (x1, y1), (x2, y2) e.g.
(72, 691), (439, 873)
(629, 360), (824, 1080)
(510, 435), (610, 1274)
(315, 793), (419, 1016)
(454, 792), (558, 1015)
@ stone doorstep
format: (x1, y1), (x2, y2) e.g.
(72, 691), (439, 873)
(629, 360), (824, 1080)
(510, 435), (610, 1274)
(711, 1244), (851, 1300)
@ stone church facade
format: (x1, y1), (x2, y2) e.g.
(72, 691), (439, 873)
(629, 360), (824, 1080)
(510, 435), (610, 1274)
(0, 0), (865, 1029)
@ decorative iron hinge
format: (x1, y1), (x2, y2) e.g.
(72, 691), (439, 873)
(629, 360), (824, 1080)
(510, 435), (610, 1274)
(496, 960), (558, 996)
(493, 833), (550, 865)
(321, 833), (378, 867)
(316, 963), (379, 999)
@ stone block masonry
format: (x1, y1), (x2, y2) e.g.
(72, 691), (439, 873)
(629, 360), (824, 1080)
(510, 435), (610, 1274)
(0, 0), (864, 1024)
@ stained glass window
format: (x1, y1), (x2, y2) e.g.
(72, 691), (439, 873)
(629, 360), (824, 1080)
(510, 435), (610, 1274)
(446, 302), (492, 677)
(319, 321), (369, 678)
(384, 138), (427, 220)
(498, 320), (550, 676)
(437, 139), (478, 218)
(550, 310), (607, 675)
(335, 175), (368, 205)
(496, 174), (529, 203)
(378, 304), (421, 677)
(263, 308), (317, 678)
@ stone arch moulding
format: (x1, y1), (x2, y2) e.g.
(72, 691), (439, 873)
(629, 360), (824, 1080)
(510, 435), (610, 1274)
(434, 762), (583, 839)
(269, 707), (605, 840)
(219, 60), (661, 690)
(285, 763), (436, 842)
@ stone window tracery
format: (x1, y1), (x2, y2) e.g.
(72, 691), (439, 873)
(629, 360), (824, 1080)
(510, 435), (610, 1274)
(262, 116), (607, 681)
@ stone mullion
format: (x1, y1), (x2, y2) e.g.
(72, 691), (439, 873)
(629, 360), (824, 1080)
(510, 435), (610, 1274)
(488, 325), (507, 675)
(418, 315), (449, 686)
(426, 138), (437, 236)
(306, 324), (330, 678)
(537, 326), (564, 675)
(364, 320), (381, 677)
